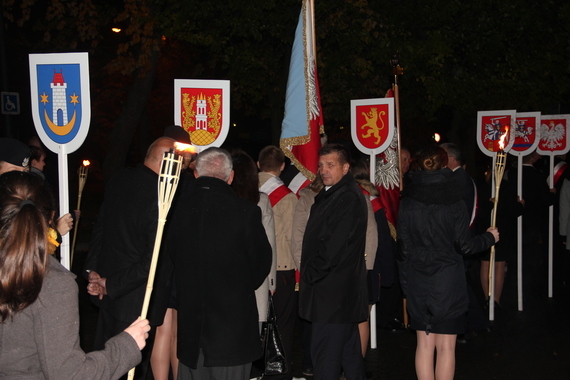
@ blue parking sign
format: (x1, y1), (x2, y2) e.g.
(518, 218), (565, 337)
(1, 92), (20, 115)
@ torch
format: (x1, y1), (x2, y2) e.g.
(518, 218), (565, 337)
(70, 160), (90, 266)
(127, 149), (183, 380)
(488, 128), (509, 319)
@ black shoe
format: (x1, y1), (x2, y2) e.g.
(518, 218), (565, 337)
(302, 367), (313, 377)
(457, 330), (477, 344)
(381, 318), (406, 332)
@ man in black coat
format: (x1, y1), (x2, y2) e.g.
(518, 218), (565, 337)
(299, 143), (368, 380)
(167, 147), (272, 379)
(84, 136), (177, 380)
(510, 151), (556, 245)
(441, 143), (477, 224)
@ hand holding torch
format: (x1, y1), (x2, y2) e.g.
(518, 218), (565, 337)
(127, 149), (183, 380)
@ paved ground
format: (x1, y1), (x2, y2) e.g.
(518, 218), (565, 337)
(74, 248), (570, 380)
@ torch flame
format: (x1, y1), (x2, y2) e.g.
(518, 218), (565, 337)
(498, 127), (509, 150)
(174, 142), (197, 154)
(83, 160), (91, 167)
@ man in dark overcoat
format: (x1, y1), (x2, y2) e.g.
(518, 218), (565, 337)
(166, 147), (272, 379)
(84, 136), (177, 380)
(299, 143), (368, 380)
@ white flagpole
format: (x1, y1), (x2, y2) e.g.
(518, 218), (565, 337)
(369, 151), (377, 349)
(517, 155), (524, 311)
(58, 144), (71, 270)
(548, 156), (554, 298)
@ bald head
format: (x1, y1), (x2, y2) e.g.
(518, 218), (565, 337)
(144, 137), (176, 174)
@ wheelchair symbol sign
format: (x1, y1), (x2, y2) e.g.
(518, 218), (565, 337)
(1, 92), (20, 115)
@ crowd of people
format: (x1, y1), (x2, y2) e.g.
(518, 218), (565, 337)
(0, 130), (565, 380)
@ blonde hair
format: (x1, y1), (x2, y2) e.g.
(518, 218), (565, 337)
(417, 146), (448, 171)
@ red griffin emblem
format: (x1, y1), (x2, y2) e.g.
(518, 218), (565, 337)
(356, 104), (390, 149)
(351, 98), (394, 155)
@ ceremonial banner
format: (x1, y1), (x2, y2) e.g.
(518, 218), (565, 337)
(351, 98), (394, 155)
(174, 79), (230, 151)
(29, 52), (91, 271)
(537, 114), (570, 156)
(280, 0), (324, 193)
(29, 53), (91, 154)
(510, 112), (541, 157)
(476, 110), (516, 156)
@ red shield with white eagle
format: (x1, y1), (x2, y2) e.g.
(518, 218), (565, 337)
(174, 79), (230, 149)
(537, 115), (570, 155)
(351, 98), (394, 155)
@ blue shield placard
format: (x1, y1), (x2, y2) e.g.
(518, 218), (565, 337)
(29, 53), (90, 154)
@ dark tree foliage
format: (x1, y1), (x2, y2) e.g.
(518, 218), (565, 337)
(3, 0), (570, 176)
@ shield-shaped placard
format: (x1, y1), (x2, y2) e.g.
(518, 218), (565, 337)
(174, 79), (230, 151)
(29, 53), (91, 154)
(537, 115), (570, 156)
(510, 112), (541, 157)
(476, 110), (516, 157)
(351, 98), (395, 155)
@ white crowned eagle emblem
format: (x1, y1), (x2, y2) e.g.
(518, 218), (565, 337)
(540, 122), (565, 150)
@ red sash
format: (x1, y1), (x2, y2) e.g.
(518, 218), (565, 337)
(267, 185), (295, 207)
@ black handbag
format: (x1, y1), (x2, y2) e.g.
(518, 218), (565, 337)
(257, 296), (288, 375)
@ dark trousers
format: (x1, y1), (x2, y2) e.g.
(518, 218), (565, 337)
(178, 349), (251, 380)
(94, 308), (155, 380)
(270, 270), (297, 380)
(311, 322), (365, 380)
(301, 319), (313, 370)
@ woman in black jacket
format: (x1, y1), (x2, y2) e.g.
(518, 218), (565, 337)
(397, 146), (499, 380)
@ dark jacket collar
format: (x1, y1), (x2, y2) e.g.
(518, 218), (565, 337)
(195, 175), (234, 193)
(315, 172), (356, 202)
(137, 163), (158, 179)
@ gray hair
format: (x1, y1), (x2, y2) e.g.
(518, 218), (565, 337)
(195, 147), (233, 181)
(440, 142), (463, 165)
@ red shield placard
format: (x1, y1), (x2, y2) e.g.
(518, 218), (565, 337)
(512, 113), (540, 155)
(351, 98), (394, 155)
(537, 115), (570, 155)
(476, 110), (516, 157)
(174, 79), (230, 149)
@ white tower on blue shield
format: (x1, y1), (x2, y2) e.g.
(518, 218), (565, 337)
(51, 71), (68, 126)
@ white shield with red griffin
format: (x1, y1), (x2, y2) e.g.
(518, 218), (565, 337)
(174, 79), (230, 151)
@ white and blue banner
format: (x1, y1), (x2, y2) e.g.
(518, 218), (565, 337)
(29, 52), (91, 270)
(29, 52), (91, 154)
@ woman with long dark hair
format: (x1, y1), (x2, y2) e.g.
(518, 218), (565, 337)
(0, 171), (150, 379)
(397, 146), (499, 380)
(230, 149), (277, 324)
